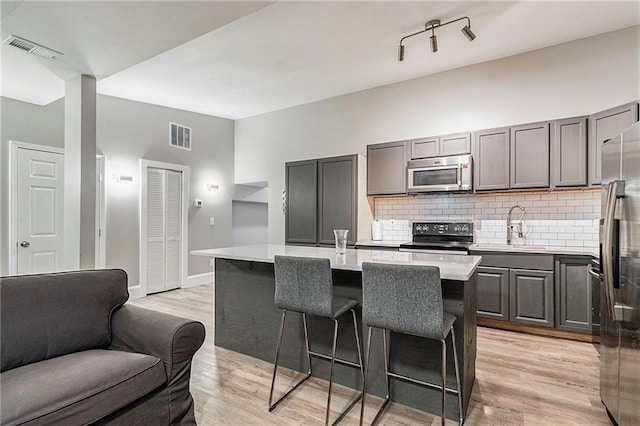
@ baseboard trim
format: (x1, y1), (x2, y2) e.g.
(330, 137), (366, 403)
(128, 285), (143, 300)
(185, 272), (213, 288)
(478, 317), (599, 343)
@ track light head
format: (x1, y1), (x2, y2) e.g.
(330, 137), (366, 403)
(462, 25), (476, 41)
(430, 34), (438, 53)
(398, 44), (405, 62)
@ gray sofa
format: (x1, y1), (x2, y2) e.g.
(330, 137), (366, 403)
(0, 269), (206, 425)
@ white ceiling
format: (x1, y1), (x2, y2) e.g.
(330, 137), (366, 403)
(2, 1), (639, 119)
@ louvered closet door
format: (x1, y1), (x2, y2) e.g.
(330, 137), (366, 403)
(146, 167), (182, 294)
(164, 170), (182, 290)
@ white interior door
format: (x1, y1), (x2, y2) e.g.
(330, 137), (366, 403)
(145, 167), (182, 294)
(16, 148), (65, 274)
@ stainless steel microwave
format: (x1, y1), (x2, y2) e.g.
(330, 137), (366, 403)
(407, 154), (473, 193)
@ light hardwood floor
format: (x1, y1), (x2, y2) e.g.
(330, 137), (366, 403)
(131, 284), (611, 426)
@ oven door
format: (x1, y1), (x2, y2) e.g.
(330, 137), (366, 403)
(407, 164), (462, 193)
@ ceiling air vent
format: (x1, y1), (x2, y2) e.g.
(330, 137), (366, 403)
(2, 35), (63, 60)
(170, 122), (191, 151)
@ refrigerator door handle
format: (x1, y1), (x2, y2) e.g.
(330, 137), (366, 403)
(587, 264), (602, 280)
(602, 180), (625, 322)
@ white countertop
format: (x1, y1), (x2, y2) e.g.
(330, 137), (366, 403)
(469, 243), (597, 257)
(355, 240), (407, 247)
(192, 244), (481, 281)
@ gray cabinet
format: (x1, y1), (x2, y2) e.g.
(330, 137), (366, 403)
(367, 141), (409, 195)
(411, 137), (439, 159)
(476, 266), (509, 321)
(473, 127), (510, 191)
(510, 122), (550, 189)
(472, 251), (555, 328)
(411, 133), (471, 159)
(317, 156), (357, 245)
(285, 160), (317, 245)
(286, 155), (358, 245)
(509, 269), (554, 327)
(588, 102), (639, 186)
(440, 133), (472, 156)
(555, 256), (594, 333)
(551, 117), (588, 187)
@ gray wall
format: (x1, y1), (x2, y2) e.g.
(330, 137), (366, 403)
(1, 97), (65, 275)
(234, 26), (640, 244)
(97, 95), (234, 283)
(1, 95), (235, 283)
(231, 201), (268, 246)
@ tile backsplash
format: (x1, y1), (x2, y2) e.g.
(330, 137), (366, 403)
(374, 190), (601, 248)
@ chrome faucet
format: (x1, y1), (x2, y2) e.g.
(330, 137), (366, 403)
(507, 204), (526, 245)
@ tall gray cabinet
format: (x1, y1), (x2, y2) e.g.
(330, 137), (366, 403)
(588, 102), (639, 186)
(285, 160), (318, 245)
(285, 155), (358, 246)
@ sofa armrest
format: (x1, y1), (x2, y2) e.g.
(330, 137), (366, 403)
(109, 305), (205, 383)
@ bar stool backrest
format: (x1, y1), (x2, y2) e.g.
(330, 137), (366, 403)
(361, 262), (444, 340)
(274, 255), (333, 317)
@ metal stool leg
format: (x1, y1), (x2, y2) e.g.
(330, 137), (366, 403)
(441, 339), (447, 426)
(451, 326), (464, 425)
(325, 318), (340, 425)
(268, 310), (312, 411)
(360, 326), (373, 426)
(352, 309), (364, 380)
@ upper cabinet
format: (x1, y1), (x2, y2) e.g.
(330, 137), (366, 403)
(588, 102), (639, 186)
(510, 122), (550, 189)
(411, 132), (471, 159)
(474, 127), (510, 191)
(366, 101), (639, 196)
(367, 140), (409, 195)
(551, 116), (588, 188)
(475, 122), (551, 191)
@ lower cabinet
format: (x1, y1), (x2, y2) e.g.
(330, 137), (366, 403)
(477, 266), (509, 321)
(509, 269), (554, 327)
(555, 256), (596, 333)
(474, 252), (598, 334)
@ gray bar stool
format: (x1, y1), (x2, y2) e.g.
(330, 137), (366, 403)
(269, 255), (364, 425)
(359, 262), (463, 426)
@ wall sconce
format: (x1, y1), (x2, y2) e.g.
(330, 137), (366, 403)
(398, 16), (476, 61)
(113, 174), (133, 183)
(205, 182), (219, 192)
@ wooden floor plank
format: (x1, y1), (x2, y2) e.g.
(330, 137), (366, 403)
(131, 284), (610, 425)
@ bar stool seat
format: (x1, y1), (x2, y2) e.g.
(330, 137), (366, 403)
(269, 255), (364, 426)
(360, 262), (464, 426)
(331, 297), (360, 319)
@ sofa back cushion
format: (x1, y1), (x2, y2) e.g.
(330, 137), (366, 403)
(1, 269), (129, 372)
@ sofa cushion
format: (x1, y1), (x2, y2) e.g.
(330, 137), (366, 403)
(0, 349), (166, 426)
(1, 269), (129, 372)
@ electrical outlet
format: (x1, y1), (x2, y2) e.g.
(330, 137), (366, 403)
(209, 217), (215, 226)
(209, 258), (214, 267)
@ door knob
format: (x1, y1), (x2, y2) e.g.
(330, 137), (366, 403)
(20, 241), (30, 248)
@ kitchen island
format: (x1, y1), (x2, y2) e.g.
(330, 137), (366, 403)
(192, 244), (481, 420)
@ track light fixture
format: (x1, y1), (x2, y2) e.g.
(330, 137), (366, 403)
(397, 16), (476, 61)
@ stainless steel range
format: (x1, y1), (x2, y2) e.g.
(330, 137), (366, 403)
(399, 222), (473, 255)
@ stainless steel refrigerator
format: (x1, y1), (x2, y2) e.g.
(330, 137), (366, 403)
(599, 121), (640, 425)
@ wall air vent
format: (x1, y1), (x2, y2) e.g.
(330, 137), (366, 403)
(2, 35), (63, 60)
(170, 122), (191, 151)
